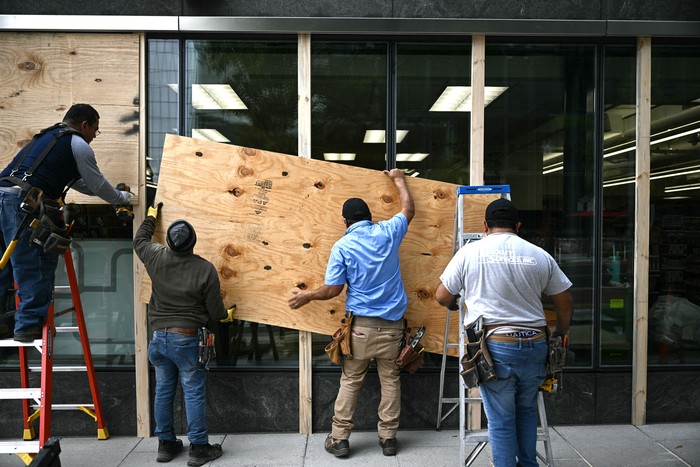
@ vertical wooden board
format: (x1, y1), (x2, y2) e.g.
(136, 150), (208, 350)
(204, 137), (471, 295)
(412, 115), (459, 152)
(140, 135), (498, 354)
(0, 32), (140, 204)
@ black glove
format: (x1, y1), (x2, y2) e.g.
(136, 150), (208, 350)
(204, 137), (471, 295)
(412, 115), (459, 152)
(447, 294), (461, 311)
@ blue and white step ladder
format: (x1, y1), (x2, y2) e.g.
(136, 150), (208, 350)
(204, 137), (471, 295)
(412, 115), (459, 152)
(434, 185), (555, 466)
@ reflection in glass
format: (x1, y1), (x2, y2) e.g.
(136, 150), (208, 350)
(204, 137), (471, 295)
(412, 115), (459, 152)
(185, 40), (298, 156)
(647, 45), (700, 365)
(397, 43), (471, 182)
(601, 45), (636, 366)
(485, 43), (596, 367)
(311, 41), (387, 170)
(147, 39), (179, 186)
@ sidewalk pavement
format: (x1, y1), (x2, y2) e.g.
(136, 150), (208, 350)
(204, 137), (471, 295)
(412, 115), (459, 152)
(1, 422), (698, 466)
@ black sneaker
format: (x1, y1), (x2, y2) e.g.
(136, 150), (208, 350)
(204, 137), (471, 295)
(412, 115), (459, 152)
(379, 438), (397, 456)
(156, 439), (183, 462)
(324, 434), (349, 457)
(187, 443), (222, 467)
(13, 327), (42, 343)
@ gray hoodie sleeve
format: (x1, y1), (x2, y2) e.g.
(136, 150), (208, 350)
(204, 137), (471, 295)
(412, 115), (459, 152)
(70, 136), (130, 205)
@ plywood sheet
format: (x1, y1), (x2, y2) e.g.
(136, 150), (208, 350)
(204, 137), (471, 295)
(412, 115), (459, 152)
(0, 32), (140, 205)
(141, 135), (500, 354)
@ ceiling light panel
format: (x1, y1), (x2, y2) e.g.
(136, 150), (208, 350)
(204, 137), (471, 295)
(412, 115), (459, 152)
(192, 129), (231, 143)
(191, 84), (248, 110)
(323, 153), (356, 161)
(363, 130), (408, 144)
(430, 86), (508, 112)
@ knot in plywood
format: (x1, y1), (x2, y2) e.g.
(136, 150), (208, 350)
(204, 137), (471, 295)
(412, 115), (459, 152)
(415, 288), (432, 300)
(220, 267), (237, 280)
(381, 194), (394, 204)
(224, 245), (241, 258)
(228, 187), (243, 197)
(433, 189), (449, 200)
(314, 181), (325, 189)
(243, 148), (257, 157)
(18, 61), (39, 71)
(239, 166), (254, 177)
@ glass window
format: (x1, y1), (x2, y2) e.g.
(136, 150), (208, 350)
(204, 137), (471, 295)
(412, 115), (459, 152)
(601, 45), (636, 366)
(185, 39), (298, 156)
(0, 205), (135, 368)
(396, 42), (471, 182)
(311, 41), (388, 169)
(647, 44), (700, 365)
(485, 43), (596, 367)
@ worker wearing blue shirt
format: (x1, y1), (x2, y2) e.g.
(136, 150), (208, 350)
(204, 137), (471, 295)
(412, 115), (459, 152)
(289, 168), (415, 458)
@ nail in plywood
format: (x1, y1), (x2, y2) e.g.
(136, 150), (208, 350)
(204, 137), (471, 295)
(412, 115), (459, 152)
(141, 135), (499, 355)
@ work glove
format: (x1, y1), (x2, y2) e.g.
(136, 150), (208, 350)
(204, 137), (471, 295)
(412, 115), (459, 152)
(147, 202), (163, 219)
(220, 304), (236, 323)
(116, 182), (131, 193)
(447, 294), (461, 311)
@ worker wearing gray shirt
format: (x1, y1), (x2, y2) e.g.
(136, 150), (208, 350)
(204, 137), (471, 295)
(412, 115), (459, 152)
(0, 104), (130, 342)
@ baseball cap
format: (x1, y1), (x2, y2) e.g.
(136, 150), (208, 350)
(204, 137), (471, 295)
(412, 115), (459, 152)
(342, 198), (371, 221)
(166, 220), (197, 253)
(485, 198), (519, 222)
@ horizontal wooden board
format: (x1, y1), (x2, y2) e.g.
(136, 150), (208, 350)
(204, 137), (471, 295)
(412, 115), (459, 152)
(0, 32), (140, 205)
(140, 135), (500, 355)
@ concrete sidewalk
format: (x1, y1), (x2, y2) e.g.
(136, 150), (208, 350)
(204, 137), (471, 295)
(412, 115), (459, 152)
(1, 423), (698, 466)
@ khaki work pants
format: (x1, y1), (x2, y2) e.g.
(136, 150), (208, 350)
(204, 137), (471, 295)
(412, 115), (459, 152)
(331, 316), (404, 441)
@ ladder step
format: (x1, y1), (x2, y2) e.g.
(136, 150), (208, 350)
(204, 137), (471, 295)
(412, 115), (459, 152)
(0, 338), (41, 348)
(54, 285), (71, 292)
(56, 326), (79, 333)
(29, 365), (87, 372)
(0, 440), (41, 454)
(464, 430), (490, 443)
(0, 388), (42, 400)
(31, 403), (94, 410)
(440, 398), (459, 404)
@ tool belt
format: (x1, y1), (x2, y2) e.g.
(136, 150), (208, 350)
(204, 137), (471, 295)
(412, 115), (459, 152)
(198, 327), (216, 370)
(460, 321), (497, 388)
(325, 312), (353, 365)
(396, 322), (425, 374)
(28, 197), (72, 256)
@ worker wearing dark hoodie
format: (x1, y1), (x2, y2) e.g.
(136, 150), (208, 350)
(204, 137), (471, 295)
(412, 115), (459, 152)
(134, 202), (233, 466)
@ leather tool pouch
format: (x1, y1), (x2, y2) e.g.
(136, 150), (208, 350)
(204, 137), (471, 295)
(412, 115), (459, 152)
(325, 313), (353, 364)
(396, 325), (425, 374)
(460, 325), (497, 388)
(28, 199), (72, 255)
(198, 327), (216, 369)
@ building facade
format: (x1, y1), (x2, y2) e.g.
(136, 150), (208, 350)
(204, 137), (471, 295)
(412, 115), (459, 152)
(0, 2), (699, 438)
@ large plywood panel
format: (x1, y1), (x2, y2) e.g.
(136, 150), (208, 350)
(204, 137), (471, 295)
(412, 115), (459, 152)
(0, 32), (140, 205)
(141, 135), (499, 354)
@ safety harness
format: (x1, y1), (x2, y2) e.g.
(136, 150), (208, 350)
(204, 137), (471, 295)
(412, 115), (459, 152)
(0, 124), (80, 255)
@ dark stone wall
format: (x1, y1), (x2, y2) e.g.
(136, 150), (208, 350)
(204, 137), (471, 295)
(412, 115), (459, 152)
(0, 1), (699, 21)
(0, 368), (698, 438)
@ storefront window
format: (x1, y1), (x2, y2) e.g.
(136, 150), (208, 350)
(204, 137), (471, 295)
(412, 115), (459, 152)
(647, 44), (700, 365)
(601, 45), (636, 366)
(485, 43), (596, 367)
(0, 205), (135, 368)
(396, 42), (471, 182)
(311, 41), (388, 169)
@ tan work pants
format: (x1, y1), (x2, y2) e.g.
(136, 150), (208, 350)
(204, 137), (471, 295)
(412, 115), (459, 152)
(331, 316), (404, 441)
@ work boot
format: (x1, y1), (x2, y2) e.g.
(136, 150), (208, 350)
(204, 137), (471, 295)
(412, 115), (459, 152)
(13, 326), (42, 343)
(324, 434), (349, 457)
(379, 437), (397, 456)
(187, 443), (222, 467)
(156, 439), (183, 462)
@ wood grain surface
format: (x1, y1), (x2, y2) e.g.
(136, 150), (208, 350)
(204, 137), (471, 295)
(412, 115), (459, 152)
(0, 32), (140, 205)
(140, 135), (500, 355)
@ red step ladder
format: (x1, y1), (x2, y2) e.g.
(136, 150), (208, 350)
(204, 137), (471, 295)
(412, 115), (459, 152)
(0, 246), (109, 464)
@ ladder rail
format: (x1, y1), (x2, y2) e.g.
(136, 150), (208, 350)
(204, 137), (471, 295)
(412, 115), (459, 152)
(434, 185), (557, 466)
(4, 244), (110, 460)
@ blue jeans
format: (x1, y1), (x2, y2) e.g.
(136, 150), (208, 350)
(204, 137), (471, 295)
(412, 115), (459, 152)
(0, 188), (59, 333)
(479, 338), (548, 467)
(148, 330), (209, 444)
